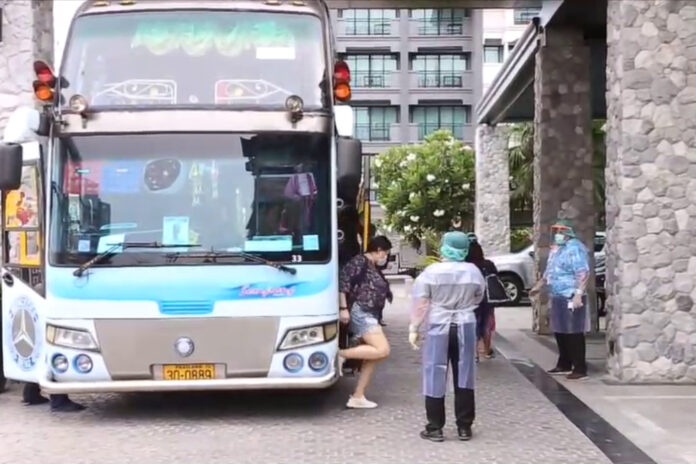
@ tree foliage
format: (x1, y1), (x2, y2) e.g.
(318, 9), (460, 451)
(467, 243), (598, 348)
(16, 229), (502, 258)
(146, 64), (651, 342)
(373, 130), (475, 245)
(507, 121), (607, 228)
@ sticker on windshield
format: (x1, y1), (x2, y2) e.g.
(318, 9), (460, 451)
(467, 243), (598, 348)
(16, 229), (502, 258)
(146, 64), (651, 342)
(101, 161), (144, 194)
(303, 235), (319, 251)
(256, 47), (296, 60)
(244, 236), (293, 252)
(162, 217), (190, 246)
(78, 239), (91, 253)
(97, 234), (125, 253)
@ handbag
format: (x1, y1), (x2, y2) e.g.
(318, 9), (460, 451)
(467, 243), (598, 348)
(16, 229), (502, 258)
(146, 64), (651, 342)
(486, 273), (510, 304)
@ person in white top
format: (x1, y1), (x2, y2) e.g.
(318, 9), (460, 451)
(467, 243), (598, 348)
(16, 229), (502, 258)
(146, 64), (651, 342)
(409, 232), (485, 442)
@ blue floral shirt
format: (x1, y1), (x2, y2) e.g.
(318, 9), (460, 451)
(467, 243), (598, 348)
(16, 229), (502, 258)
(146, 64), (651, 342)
(544, 238), (590, 298)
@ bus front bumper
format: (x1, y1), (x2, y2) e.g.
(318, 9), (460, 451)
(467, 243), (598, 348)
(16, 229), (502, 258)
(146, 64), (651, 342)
(39, 370), (339, 394)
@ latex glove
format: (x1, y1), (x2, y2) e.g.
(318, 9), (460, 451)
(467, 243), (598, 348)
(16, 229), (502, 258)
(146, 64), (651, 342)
(572, 293), (583, 309)
(408, 331), (420, 350)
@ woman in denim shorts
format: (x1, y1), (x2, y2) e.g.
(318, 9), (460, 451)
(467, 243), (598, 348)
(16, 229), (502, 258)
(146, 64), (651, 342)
(338, 236), (393, 409)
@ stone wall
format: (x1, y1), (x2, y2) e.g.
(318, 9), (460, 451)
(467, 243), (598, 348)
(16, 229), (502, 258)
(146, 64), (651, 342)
(605, 0), (696, 382)
(475, 124), (511, 256)
(0, 0), (53, 132)
(533, 27), (595, 334)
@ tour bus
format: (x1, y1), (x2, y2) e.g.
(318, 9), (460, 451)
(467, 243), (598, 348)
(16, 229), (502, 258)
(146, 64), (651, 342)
(0, 0), (365, 393)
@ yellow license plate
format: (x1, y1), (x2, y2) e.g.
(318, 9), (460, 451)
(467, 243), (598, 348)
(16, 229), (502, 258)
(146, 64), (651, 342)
(162, 364), (216, 381)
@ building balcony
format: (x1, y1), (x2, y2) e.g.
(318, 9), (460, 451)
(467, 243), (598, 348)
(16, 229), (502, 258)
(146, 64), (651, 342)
(409, 71), (474, 89)
(406, 19), (473, 51)
(334, 19), (401, 52)
(407, 123), (475, 144)
(358, 123), (402, 154)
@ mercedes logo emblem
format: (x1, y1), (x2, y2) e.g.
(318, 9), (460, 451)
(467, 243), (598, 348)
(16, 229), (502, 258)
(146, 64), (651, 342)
(174, 337), (194, 357)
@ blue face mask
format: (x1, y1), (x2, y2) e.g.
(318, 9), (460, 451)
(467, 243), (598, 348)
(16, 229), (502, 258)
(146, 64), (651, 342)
(554, 233), (567, 246)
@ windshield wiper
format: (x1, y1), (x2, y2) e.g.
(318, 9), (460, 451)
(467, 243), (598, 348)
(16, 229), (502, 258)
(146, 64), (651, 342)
(73, 241), (199, 277)
(167, 250), (297, 276)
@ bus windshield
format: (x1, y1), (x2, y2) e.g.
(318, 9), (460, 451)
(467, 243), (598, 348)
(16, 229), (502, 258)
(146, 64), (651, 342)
(49, 133), (331, 267)
(61, 10), (327, 109)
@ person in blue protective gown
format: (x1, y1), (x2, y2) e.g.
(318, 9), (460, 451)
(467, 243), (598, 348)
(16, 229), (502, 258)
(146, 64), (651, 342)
(529, 218), (591, 380)
(408, 232), (485, 442)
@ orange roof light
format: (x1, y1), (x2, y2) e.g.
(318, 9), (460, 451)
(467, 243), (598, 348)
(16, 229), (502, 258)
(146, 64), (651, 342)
(33, 81), (54, 102)
(334, 82), (351, 102)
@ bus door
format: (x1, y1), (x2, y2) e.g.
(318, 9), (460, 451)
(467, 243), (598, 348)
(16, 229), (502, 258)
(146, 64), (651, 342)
(1, 142), (47, 383)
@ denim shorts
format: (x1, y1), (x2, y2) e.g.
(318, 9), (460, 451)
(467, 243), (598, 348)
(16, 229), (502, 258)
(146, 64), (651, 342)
(349, 304), (380, 339)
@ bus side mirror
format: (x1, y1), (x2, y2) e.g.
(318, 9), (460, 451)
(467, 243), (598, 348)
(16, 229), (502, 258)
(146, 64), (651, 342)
(337, 137), (362, 206)
(334, 106), (354, 138)
(0, 143), (23, 190)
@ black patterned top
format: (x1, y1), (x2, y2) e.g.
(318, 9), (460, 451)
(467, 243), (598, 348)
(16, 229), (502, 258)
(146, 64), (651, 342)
(339, 254), (390, 316)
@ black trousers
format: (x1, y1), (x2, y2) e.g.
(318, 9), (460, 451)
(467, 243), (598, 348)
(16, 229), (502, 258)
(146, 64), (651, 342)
(425, 324), (475, 431)
(554, 333), (587, 375)
(22, 382), (71, 407)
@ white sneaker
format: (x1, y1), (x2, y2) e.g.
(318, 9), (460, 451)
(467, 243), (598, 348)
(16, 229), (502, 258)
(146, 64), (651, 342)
(346, 396), (378, 409)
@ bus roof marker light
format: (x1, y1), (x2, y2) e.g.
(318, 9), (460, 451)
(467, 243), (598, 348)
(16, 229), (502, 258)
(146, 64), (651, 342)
(334, 60), (351, 84)
(334, 61), (352, 102)
(33, 60), (55, 86)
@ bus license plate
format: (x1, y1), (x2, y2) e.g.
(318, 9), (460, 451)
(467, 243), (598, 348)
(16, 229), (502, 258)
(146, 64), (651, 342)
(162, 364), (216, 381)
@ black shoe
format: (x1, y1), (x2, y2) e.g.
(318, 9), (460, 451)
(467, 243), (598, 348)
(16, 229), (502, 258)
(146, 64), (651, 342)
(50, 397), (86, 412)
(458, 427), (473, 441)
(566, 372), (589, 381)
(547, 367), (572, 375)
(420, 429), (445, 442)
(23, 395), (49, 406)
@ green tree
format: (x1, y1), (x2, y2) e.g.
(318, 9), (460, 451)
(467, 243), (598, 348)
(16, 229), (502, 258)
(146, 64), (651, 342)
(373, 130), (476, 246)
(507, 121), (607, 228)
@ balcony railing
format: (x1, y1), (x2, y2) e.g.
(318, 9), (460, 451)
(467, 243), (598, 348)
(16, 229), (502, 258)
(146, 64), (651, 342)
(355, 123), (393, 142)
(415, 20), (463, 36)
(343, 19), (393, 36)
(417, 72), (463, 88)
(352, 71), (394, 88)
(417, 123), (464, 140)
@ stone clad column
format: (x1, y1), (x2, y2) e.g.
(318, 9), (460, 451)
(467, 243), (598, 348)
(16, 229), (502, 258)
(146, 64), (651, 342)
(606, 0), (696, 382)
(0, 0), (53, 130)
(533, 27), (595, 334)
(475, 124), (511, 256)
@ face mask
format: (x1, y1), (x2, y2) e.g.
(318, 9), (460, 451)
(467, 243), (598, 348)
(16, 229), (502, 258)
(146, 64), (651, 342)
(554, 233), (567, 246)
(377, 256), (388, 266)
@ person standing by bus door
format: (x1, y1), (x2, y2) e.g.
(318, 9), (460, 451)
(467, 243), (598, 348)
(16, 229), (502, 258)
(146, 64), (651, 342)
(338, 236), (393, 409)
(409, 232), (485, 442)
(529, 218), (590, 380)
(23, 383), (86, 412)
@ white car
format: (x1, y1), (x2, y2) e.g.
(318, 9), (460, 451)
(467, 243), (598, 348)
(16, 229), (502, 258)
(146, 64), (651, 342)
(489, 232), (606, 305)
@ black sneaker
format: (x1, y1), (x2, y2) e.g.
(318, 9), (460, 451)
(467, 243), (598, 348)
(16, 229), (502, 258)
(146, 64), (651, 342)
(547, 367), (572, 375)
(420, 429), (445, 442)
(458, 427), (473, 441)
(566, 372), (589, 381)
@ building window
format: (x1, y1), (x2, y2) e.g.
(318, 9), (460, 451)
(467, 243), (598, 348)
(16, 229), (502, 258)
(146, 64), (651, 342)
(412, 54), (469, 88)
(484, 45), (504, 63)
(410, 8), (468, 36)
(354, 106), (399, 141)
(411, 106), (470, 139)
(513, 8), (540, 25)
(343, 54), (398, 88)
(340, 9), (397, 36)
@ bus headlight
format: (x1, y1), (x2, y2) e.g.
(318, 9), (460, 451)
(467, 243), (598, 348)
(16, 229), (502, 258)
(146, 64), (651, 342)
(46, 325), (99, 351)
(279, 322), (338, 351)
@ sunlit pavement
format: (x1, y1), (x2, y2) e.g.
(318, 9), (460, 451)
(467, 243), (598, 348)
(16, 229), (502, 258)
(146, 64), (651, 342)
(0, 289), (612, 464)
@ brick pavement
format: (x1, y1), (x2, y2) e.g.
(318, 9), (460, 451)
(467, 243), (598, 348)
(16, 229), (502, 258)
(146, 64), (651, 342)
(0, 297), (610, 464)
